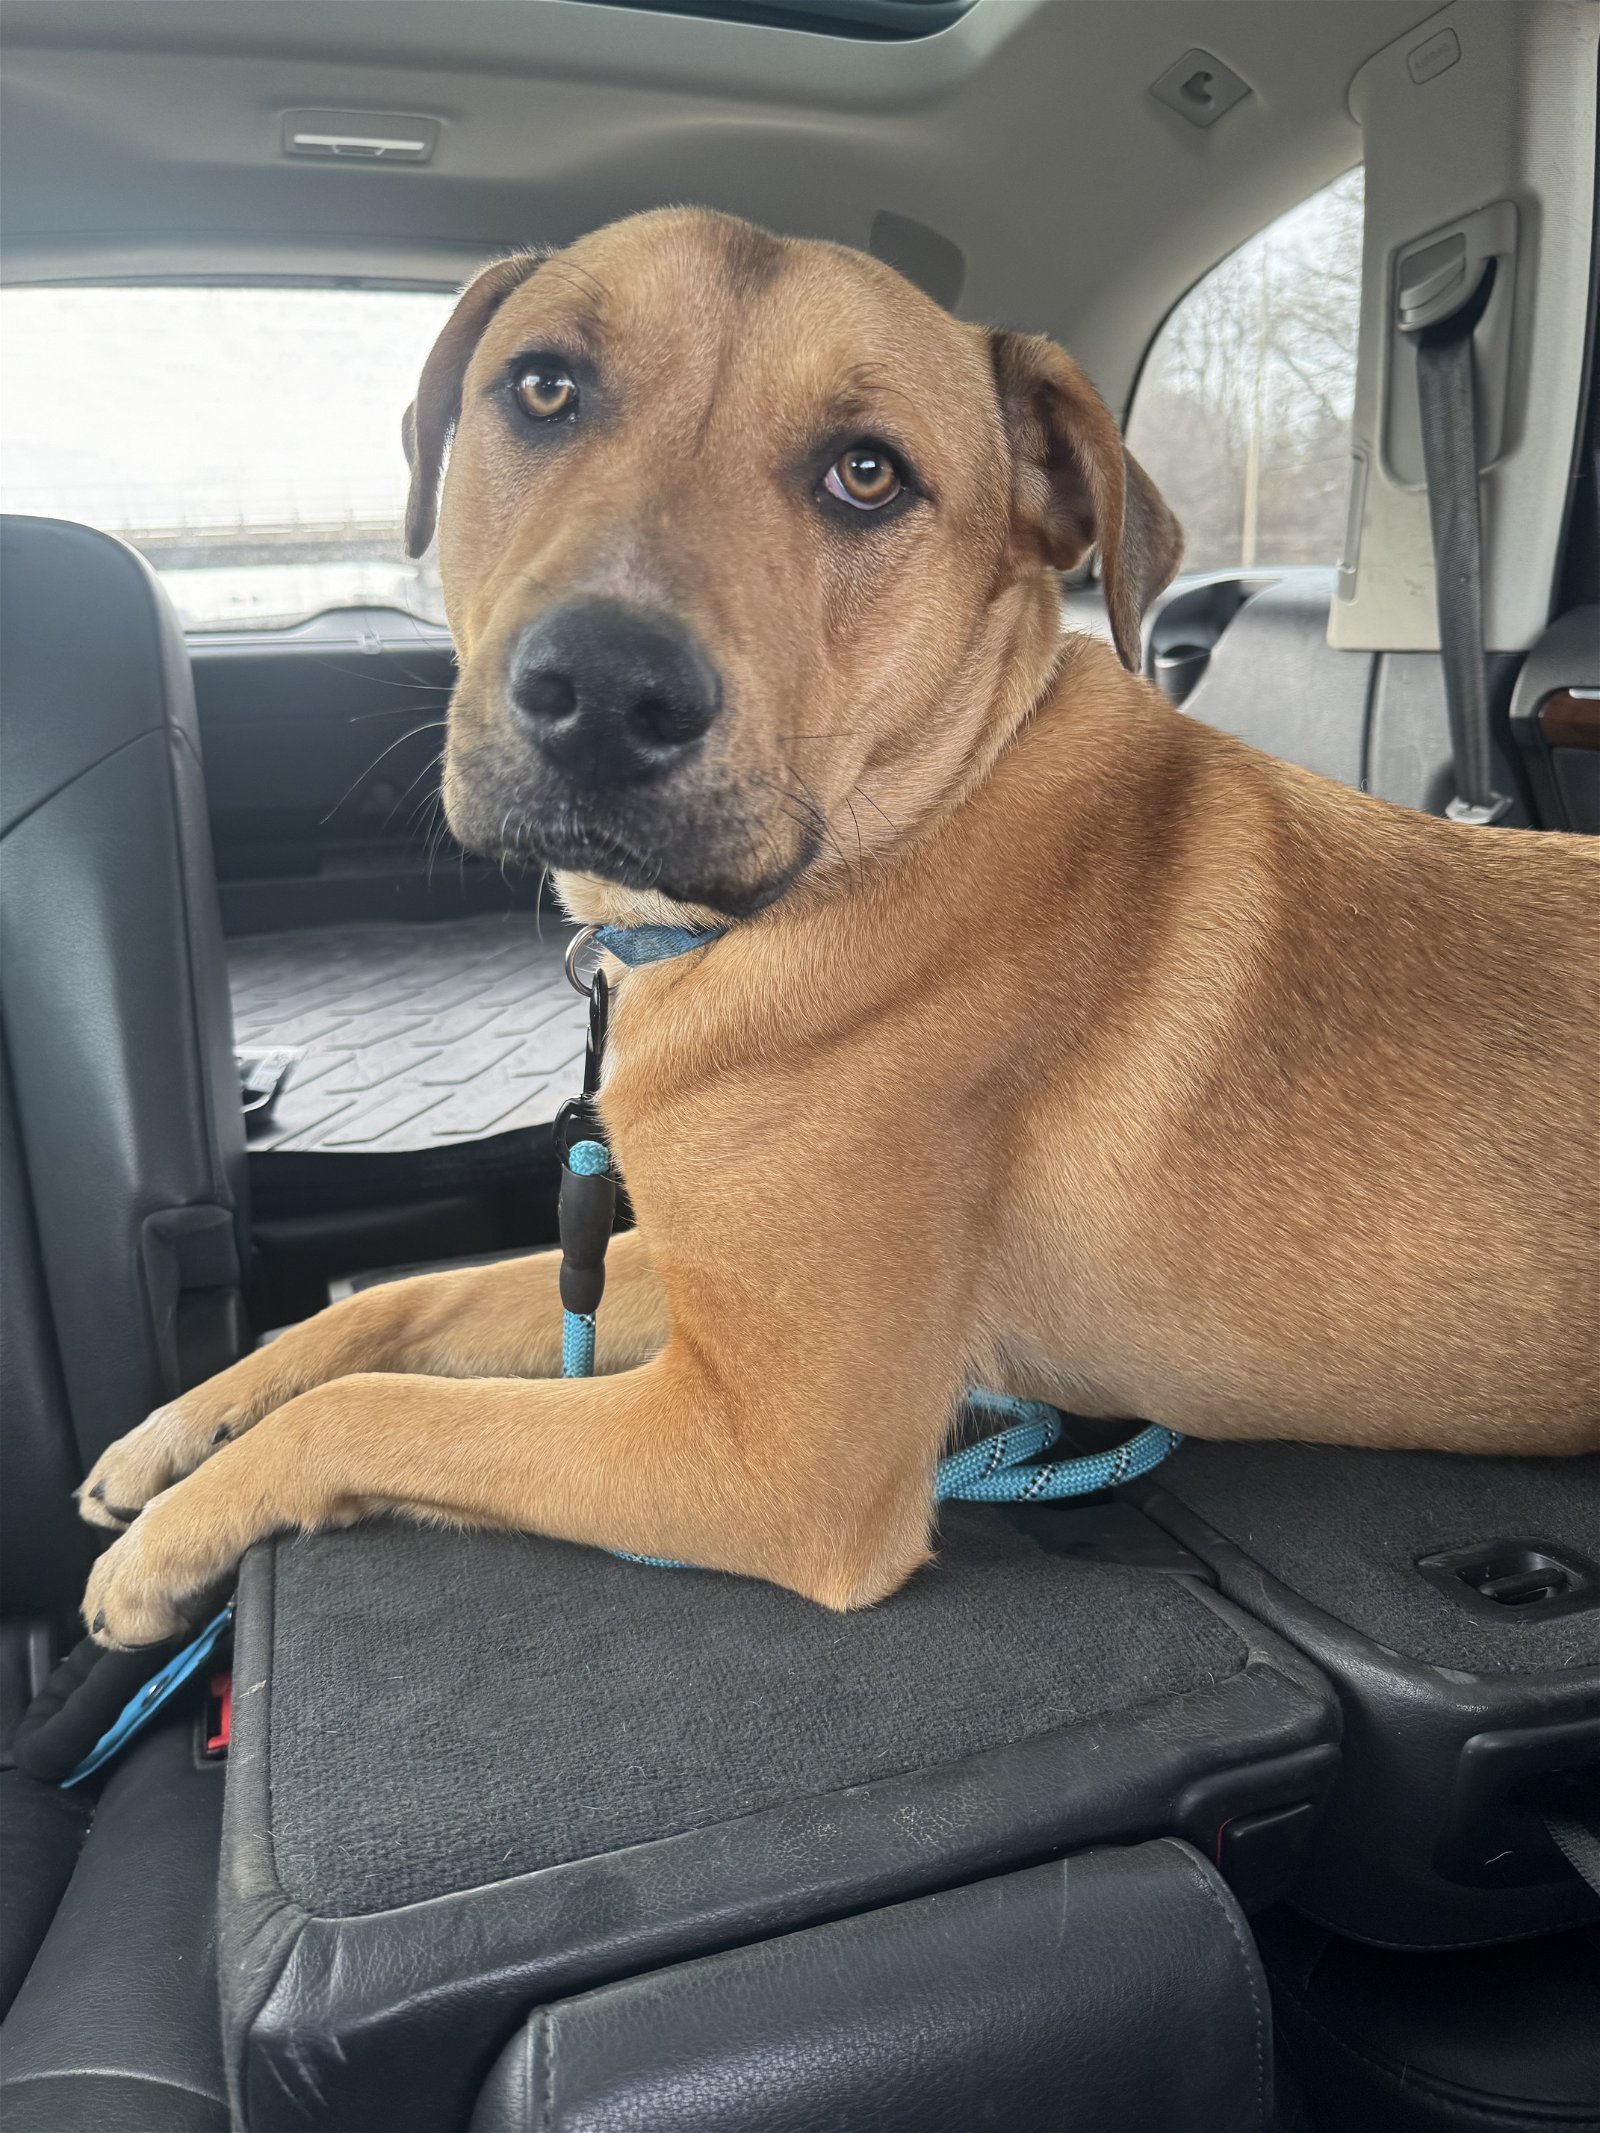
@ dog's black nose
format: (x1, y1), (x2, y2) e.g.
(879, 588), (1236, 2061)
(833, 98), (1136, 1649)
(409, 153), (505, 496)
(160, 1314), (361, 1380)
(509, 600), (721, 786)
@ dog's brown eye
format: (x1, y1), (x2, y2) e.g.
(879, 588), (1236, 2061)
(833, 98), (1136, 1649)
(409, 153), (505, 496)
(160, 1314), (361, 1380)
(824, 447), (902, 510)
(514, 365), (579, 421)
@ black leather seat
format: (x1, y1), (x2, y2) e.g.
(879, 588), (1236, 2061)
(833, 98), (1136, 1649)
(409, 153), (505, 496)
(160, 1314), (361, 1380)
(0, 1766), (89, 2024)
(469, 1838), (1275, 2133)
(219, 1508), (1338, 2130)
(0, 515), (244, 2115)
(0, 516), (250, 1535)
(1261, 1907), (1600, 2131)
(0, 1719), (230, 2133)
(0, 1061), (95, 2017)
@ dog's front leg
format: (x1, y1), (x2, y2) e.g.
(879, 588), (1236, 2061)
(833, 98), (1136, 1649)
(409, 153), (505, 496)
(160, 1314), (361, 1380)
(78, 1229), (669, 1528)
(84, 1337), (948, 1646)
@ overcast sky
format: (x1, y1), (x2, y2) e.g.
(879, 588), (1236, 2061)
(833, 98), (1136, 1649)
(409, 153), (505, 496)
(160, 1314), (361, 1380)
(1, 286), (453, 532)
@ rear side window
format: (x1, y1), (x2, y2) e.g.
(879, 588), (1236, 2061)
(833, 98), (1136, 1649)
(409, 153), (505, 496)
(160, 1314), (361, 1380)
(0, 285), (455, 631)
(1126, 168), (1364, 573)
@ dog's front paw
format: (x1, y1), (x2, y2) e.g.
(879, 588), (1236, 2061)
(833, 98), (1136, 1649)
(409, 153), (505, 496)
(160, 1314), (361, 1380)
(77, 1387), (254, 1531)
(83, 1484), (239, 1649)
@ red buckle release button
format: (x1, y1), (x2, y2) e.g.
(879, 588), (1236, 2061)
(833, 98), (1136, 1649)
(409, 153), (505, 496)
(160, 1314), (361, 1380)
(204, 1669), (233, 1758)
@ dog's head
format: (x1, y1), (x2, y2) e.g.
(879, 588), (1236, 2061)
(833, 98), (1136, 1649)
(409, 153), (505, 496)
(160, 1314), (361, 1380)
(407, 209), (1180, 917)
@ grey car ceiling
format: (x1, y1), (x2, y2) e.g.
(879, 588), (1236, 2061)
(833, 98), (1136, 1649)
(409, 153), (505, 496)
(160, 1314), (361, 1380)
(2, 0), (1450, 411)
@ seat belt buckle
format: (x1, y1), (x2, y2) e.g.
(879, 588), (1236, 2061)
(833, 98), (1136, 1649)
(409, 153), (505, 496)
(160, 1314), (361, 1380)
(1445, 794), (1512, 827)
(203, 1668), (233, 1758)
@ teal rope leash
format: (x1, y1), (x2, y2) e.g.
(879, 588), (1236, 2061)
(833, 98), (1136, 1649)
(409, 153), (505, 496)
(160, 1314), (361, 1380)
(937, 1393), (1181, 1502)
(559, 1138), (612, 1377)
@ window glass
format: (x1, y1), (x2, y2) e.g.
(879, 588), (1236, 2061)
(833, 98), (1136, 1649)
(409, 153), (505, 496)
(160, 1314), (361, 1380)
(0, 285), (455, 631)
(1126, 168), (1364, 573)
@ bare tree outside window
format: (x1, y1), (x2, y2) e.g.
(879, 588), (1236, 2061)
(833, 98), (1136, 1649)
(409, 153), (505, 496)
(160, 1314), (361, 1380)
(1127, 168), (1364, 573)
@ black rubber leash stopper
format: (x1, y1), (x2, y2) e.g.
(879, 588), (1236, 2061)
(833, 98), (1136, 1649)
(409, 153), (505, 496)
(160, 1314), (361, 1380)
(558, 1164), (616, 1318)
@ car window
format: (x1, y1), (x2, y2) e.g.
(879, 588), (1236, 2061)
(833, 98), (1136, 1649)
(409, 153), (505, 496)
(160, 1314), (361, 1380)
(1126, 167), (1364, 573)
(0, 284), (455, 631)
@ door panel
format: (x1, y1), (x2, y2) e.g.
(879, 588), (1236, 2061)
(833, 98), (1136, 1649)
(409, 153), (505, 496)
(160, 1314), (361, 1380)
(190, 608), (540, 934)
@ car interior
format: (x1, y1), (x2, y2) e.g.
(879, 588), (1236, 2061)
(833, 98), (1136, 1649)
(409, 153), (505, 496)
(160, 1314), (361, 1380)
(0, 2), (1596, 2129)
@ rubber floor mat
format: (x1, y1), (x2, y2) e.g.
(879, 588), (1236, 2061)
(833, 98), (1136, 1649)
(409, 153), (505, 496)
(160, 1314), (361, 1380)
(227, 917), (587, 1155)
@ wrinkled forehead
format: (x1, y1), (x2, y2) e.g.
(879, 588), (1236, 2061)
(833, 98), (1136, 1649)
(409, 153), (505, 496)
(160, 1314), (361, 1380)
(470, 212), (1000, 469)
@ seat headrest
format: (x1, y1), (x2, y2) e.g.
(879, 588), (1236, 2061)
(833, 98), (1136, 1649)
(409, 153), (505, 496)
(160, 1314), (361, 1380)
(1, 515), (197, 839)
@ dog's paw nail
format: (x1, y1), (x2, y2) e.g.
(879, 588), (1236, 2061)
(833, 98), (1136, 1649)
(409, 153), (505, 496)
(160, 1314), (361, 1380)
(210, 1425), (232, 1446)
(91, 1609), (106, 1632)
(89, 1479), (107, 1502)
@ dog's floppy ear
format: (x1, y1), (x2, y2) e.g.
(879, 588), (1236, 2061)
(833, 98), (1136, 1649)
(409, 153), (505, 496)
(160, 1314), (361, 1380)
(989, 328), (1182, 670)
(403, 252), (544, 557)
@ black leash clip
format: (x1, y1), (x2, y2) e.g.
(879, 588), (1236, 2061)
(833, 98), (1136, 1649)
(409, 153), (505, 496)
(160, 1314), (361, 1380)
(553, 934), (611, 1166)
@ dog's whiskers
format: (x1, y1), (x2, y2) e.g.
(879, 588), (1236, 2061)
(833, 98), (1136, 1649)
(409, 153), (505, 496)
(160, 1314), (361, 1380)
(381, 748), (447, 833)
(784, 766), (855, 884)
(321, 722), (452, 827)
(849, 780), (900, 837)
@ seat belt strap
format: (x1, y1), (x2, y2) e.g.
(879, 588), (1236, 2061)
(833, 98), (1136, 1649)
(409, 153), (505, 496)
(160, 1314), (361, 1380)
(1543, 1811), (1600, 1898)
(1405, 260), (1510, 824)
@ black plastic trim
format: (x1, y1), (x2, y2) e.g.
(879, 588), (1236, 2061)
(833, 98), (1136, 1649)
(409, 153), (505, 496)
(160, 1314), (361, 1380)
(220, 1544), (1336, 2132)
(1137, 1482), (1600, 1947)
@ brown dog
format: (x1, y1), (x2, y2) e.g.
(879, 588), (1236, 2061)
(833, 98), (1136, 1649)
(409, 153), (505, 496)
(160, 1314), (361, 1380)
(80, 209), (1598, 1645)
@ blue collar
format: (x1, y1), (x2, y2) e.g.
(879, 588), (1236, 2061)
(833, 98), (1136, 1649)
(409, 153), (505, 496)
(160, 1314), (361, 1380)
(594, 921), (726, 968)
